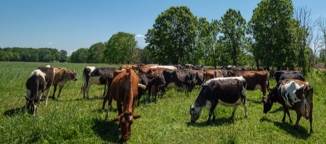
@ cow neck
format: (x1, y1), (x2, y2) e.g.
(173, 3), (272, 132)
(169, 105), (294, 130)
(194, 88), (206, 107)
(123, 71), (134, 113)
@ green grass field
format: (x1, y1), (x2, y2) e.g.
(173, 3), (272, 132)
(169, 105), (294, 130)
(0, 62), (325, 143)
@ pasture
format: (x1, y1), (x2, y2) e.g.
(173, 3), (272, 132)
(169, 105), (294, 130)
(0, 62), (326, 143)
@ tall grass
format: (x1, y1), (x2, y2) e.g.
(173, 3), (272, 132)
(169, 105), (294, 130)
(0, 62), (325, 143)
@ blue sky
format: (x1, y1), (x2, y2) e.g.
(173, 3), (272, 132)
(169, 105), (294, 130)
(0, 0), (325, 56)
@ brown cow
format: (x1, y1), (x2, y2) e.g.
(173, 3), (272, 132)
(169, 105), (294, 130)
(105, 69), (143, 141)
(52, 68), (78, 98)
(235, 70), (270, 96)
(37, 65), (55, 107)
(262, 79), (313, 133)
(203, 70), (223, 84)
(142, 64), (159, 68)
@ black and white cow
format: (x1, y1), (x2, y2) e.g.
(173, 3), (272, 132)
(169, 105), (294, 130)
(25, 69), (46, 115)
(262, 79), (313, 133)
(273, 71), (304, 83)
(163, 69), (197, 94)
(136, 73), (165, 106)
(82, 66), (118, 99)
(190, 77), (247, 125)
(37, 65), (55, 107)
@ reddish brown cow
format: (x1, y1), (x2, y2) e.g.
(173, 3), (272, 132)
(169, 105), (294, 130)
(52, 68), (78, 98)
(105, 69), (144, 141)
(203, 70), (223, 83)
(235, 70), (270, 96)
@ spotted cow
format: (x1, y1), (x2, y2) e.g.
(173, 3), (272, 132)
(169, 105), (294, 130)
(190, 77), (248, 125)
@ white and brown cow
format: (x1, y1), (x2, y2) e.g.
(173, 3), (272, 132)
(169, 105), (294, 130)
(52, 68), (78, 98)
(37, 65), (55, 107)
(190, 77), (248, 125)
(25, 69), (46, 115)
(82, 66), (118, 99)
(262, 79), (313, 133)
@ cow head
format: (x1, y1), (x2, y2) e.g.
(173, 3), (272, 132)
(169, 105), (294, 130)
(190, 104), (203, 123)
(262, 87), (277, 114)
(69, 69), (78, 81)
(113, 112), (141, 141)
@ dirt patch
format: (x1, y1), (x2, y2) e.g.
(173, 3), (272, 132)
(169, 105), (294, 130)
(312, 63), (325, 69)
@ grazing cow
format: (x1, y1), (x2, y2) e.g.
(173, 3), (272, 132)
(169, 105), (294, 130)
(219, 69), (235, 77)
(25, 69), (46, 115)
(235, 70), (270, 96)
(190, 77), (248, 125)
(163, 69), (197, 94)
(150, 65), (177, 70)
(189, 70), (204, 85)
(138, 67), (153, 74)
(105, 69), (143, 141)
(52, 68), (78, 98)
(82, 66), (118, 99)
(37, 66), (55, 106)
(262, 79), (313, 133)
(203, 70), (223, 84)
(193, 65), (207, 72)
(136, 73), (165, 106)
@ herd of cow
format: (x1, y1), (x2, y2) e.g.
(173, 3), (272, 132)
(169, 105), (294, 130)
(24, 64), (313, 141)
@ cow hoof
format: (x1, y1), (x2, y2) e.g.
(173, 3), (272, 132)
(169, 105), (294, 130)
(310, 129), (314, 133)
(229, 116), (234, 119)
(244, 116), (248, 119)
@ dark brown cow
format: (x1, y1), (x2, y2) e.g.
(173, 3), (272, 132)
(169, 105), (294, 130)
(203, 70), (223, 84)
(25, 69), (46, 115)
(235, 70), (270, 96)
(262, 79), (313, 133)
(52, 68), (78, 98)
(105, 69), (143, 141)
(37, 65), (55, 107)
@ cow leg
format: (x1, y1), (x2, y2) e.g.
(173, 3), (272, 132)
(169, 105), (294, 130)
(206, 103), (218, 125)
(52, 84), (57, 99)
(230, 106), (238, 119)
(44, 87), (51, 107)
(294, 112), (302, 131)
(57, 86), (64, 98)
(243, 99), (248, 118)
(282, 104), (293, 123)
(86, 84), (92, 99)
(25, 90), (30, 114)
(212, 109), (217, 122)
(32, 101), (37, 116)
(101, 85), (106, 99)
(102, 96), (108, 111)
(309, 102), (314, 133)
(105, 96), (113, 120)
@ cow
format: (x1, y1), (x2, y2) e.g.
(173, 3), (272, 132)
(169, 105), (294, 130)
(193, 65), (207, 72)
(150, 65), (177, 70)
(203, 70), (223, 84)
(136, 73), (165, 106)
(104, 69), (144, 141)
(52, 68), (78, 98)
(120, 65), (133, 70)
(189, 70), (204, 85)
(173, 64), (183, 69)
(37, 65), (55, 107)
(82, 66), (118, 99)
(262, 79), (313, 133)
(25, 69), (46, 115)
(163, 69), (197, 95)
(219, 69), (235, 77)
(235, 70), (270, 96)
(272, 70), (304, 83)
(183, 64), (194, 69)
(190, 77), (248, 125)
(142, 64), (159, 68)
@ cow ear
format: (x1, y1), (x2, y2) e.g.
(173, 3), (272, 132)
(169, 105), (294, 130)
(133, 114), (141, 119)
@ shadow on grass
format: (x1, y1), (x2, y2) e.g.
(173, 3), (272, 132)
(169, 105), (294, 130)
(247, 99), (263, 104)
(260, 117), (311, 139)
(93, 108), (117, 113)
(92, 118), (122, 143)
(52, 96), (102, 102)
(270, 106), (284, 113)
(186, 117), (235, 127)
(3, 106), (25, 116)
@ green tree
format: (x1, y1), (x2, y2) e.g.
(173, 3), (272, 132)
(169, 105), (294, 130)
(70, 48), (88, 63)
(104, 32), (138, 64)
(59, 50), (68, 62)
(87, 42), (105, 63)
(145, 6), (198, 64)
(249, 0), (295, 70)
(220, 8), (247, 66)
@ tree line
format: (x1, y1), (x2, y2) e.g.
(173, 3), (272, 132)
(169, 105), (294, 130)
(0, 47), (67, 62)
